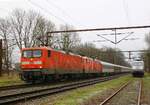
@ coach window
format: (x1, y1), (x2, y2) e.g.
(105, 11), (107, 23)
(48, 50), (51, 57)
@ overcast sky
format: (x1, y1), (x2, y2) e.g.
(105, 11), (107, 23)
(0, 0), (150, 59)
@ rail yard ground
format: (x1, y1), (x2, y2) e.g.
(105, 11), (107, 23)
(16, 75), (132, 105)
(142, 73), (150, 105)
(0, 73), (23, 86)
(15, 74), (150, 105)
(1, 74), (150, 105)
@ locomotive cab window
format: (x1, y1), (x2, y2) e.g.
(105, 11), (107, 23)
(48, 50), (51, 57)
(33, 50), (42, 57)
(22, 50), (32, 58)
(22, 50), (42, 58)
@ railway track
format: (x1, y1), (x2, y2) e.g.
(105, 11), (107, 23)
(0, 74), (129, 92)
(99, 79), (143, 105)
(0, 83), (34, 91)
(0, 74), (125, 104)
(0, 82), (66, 91)
(0, 79), (96, 91)
(138, 79), (142, 105)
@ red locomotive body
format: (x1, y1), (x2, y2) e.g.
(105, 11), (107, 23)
(21, 47), (103, 82)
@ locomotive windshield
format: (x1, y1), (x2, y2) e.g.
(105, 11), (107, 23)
(22, 50), (42, 58)
(133, 62), (143, 66)
(33, 50), (42, 57)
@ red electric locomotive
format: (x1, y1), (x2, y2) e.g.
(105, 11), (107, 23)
(20, 47), (103, 82)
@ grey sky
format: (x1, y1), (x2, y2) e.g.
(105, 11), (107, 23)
(0, 0), (150, 52)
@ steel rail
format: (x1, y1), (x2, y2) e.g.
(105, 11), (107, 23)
(0, 76), (122, 91)
(0, 74), (125, 104)
(137, 80), (143, 105)
(0, 84), (33, 91)
(99, 80), (131, 105)
(0, 80), (84, 91)
(0, 82), (54, 91)
(0, 74), (129, 91)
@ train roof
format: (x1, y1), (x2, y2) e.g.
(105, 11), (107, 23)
(22, 47), (53, 50)
(22, 47), (132, 70)
(101, 61), (132, 70)
(22, 47), (83, 57)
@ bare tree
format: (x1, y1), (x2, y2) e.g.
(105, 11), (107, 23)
(10, 9), (41, 49)
(145, 32), (150, 49)
(73, 43), (98, 58)
(144, 32), (150, 72)
(0, 18), (14, 72)
(57, 24), (80, 52)
(73, 43), (130, 66)
(33, 16), (56, 47)
(9, 9), (25, 50)
(9, 9), (56, 50)
(23, 10), (41, 48)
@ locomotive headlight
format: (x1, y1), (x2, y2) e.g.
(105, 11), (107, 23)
(34, 61), (42, 64)
(21, 61), (30, 65)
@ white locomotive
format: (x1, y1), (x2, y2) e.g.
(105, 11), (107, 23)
(132, 59), (144, 77)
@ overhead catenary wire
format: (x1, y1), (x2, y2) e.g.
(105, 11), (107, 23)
(97, 32), (133, 36)
(93, 38), (139, 43)
(45, 0), (79, 26)
(122, 0), (130, 25)
(47, 25), (150, 34)
(116, 32), (134, 44)
(27, 0), (71, 25)
(97, 34), (116, 44)
(96, 32), (134, 44)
